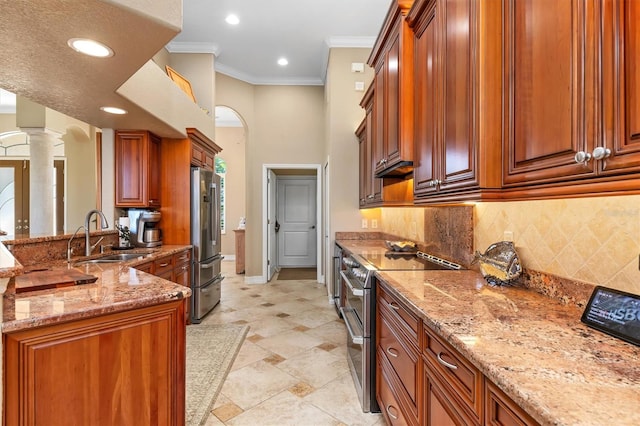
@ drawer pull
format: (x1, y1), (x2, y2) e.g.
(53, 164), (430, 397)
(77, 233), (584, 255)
(386, 347), (399, 358)
(386, 405), (399, 420)
(387, 301), (400, 310)
(437, 352), (458, 370)
(159, 262), (170, 267)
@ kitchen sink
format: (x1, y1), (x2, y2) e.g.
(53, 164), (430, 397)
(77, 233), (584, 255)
(75, 253), (146, 264)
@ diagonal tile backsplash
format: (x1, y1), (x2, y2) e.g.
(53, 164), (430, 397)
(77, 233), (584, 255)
(380, 195), (640, 295)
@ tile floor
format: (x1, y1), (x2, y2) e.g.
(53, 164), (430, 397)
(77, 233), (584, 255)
(201, 261), (385, 426)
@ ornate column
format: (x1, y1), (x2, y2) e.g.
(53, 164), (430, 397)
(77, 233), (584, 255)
(21, 128), (60, 236)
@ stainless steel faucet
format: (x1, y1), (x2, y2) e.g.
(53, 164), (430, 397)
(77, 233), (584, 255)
(67, 225), (86, 262)
(85, 209), (109, 256)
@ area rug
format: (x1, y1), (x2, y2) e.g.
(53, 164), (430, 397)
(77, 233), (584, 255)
(186, 323), (249, 426)
(277, 267), (317, 280)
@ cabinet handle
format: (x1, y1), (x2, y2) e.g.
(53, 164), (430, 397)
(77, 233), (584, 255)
(159, 262), (170, 267)
(574, 151), (592, 164)
(367, 195), (374, 200)
(386, 405), (399, 420)
(437, 352), (458, 370)
(386, 347), (399, 358)
(387, 301), (400, 310)
(592, 146), (611, 160)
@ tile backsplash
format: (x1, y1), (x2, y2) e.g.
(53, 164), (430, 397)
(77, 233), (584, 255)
(380, 195), (640, 295)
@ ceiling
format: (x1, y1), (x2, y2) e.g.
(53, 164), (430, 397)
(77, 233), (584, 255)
(0, 0), (391, 136)
(168, 0), (392, 85)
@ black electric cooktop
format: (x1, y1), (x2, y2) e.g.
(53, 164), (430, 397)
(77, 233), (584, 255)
(360, 251), (463, 271)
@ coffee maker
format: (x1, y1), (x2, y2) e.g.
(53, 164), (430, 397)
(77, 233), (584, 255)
(127, 209), (162, 247)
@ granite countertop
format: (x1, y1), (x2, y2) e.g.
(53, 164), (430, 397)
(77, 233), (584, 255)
(375, 269), (640, 426)
(2, 245), (192, 333)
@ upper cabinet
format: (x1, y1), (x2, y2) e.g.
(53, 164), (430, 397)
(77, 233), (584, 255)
(369, 0), (415, 178)
(502, 0), (640, 197)
(115, 130), (161, 208)
(409, 0), (502, 203)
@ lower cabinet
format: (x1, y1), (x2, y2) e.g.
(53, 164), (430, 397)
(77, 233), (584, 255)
(135, 249), (192, 323)
(376, 280), (539, 426)
(4, 301), (186, 425)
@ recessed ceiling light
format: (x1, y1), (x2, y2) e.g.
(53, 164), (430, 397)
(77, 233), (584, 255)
(100, 106), (127, 115)
(225, 14), (240, 25)
(277, 57), (289, 66)
(68, 38), (114, 58)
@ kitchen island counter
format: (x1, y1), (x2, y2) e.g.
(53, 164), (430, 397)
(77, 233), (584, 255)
(2, 245), (192, 333)
(376, 269), (640, 426)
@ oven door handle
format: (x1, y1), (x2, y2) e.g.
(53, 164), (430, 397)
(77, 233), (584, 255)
(340, 307), (364, 345)
(340, 271), (364, 297)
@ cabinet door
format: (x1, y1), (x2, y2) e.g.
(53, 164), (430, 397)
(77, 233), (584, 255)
(502, 0), (597, 186)
(413, 2), (439, 196)
(4, 302), (186, 425)
(357, 120), (368, 207)
(441, 0), (477, 191)
(374, 65), (386, 174)
(115, 131), (148, 207)
(600, 0), (640, 174)
(115, 130), (161, 208)
(424, 361), (472, 426)
(148, 133), (161, 207)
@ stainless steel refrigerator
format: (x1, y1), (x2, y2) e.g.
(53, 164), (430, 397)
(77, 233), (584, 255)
(191, 167), (224, 323)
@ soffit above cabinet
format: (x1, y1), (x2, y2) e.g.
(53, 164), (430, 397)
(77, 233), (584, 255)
(0, 0), (213, 140)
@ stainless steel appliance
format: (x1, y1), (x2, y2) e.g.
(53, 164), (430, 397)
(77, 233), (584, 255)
(191, 167), (224, 323)
(332, 244), (344, 316)
(127, 209), (162, 247)
(340, 249), (462, 413)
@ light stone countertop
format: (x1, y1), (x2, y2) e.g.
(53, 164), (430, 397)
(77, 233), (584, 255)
(2, 245), (192, 333)
(336, 238), (640, 425)
(375, 269), (640, 426)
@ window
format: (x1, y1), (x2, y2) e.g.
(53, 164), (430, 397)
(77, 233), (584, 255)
(215, 157), (227, 234)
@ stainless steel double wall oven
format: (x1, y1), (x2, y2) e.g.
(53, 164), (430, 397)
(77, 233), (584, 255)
(336, 243), (462, 413)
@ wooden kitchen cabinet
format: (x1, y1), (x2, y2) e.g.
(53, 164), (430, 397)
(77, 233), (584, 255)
(409, 0), (502, 203)
(135, 249), (192, 322)
(376, 279), (539, 426)
(358, 83), (412, 209)
(4, 301), (186, 425)
(377, 281), (421, 425)
(115, 130), (161, 208)
(502, 0), (640, 198)
(368, 0), (415, 178)
(160, 128), (221, 245)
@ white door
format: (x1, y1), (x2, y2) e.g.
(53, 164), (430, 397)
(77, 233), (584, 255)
(277, 176), (317, 267)
(267, 170), (278, 280)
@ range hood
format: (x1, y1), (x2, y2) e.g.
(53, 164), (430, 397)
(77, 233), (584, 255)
(374, 161), (414, 178)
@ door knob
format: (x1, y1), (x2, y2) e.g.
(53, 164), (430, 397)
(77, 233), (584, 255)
(574, 151), (592, 164)
(592, 146), (611, 160)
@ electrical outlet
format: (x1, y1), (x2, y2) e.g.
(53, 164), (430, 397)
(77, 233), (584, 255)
(362, 219), (368, 229)
(503, 231), (514, 241)
(371, 219), (378, 229)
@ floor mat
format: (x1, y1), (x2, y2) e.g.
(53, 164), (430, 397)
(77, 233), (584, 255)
(277, 268), (317, 280)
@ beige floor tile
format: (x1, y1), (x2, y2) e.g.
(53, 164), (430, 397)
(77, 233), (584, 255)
(253, 329), (325, 359)
(225, 391), (343, 426)
(229, 340), (272, 371)
(219, 360), (299, 410)
(202, 412), (226, 426)
(304, 373), (384, 426)
(277, 347), (349, 388)
(304, 318), (347, 345)
(212, 402), (244, 422)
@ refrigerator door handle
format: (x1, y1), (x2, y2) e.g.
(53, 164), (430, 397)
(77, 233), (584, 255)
(210, 181), (219, 247)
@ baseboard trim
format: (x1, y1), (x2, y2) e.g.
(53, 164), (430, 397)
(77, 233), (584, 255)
(244, 275), (266, 285)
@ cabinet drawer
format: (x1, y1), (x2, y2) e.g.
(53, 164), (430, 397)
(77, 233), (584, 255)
(485, 380), (538, 426)
(172, 250), (191, 266)
(377, 349), (419, 426)
(378, 281), (419, 342)
(379, 313), (419, 407)
(153, 255), (173, 276)
(135, 261), (153, 274)
(423, 327), (482, 421)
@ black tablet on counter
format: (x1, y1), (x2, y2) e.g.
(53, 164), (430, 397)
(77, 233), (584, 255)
(581, 286), (640, 346)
